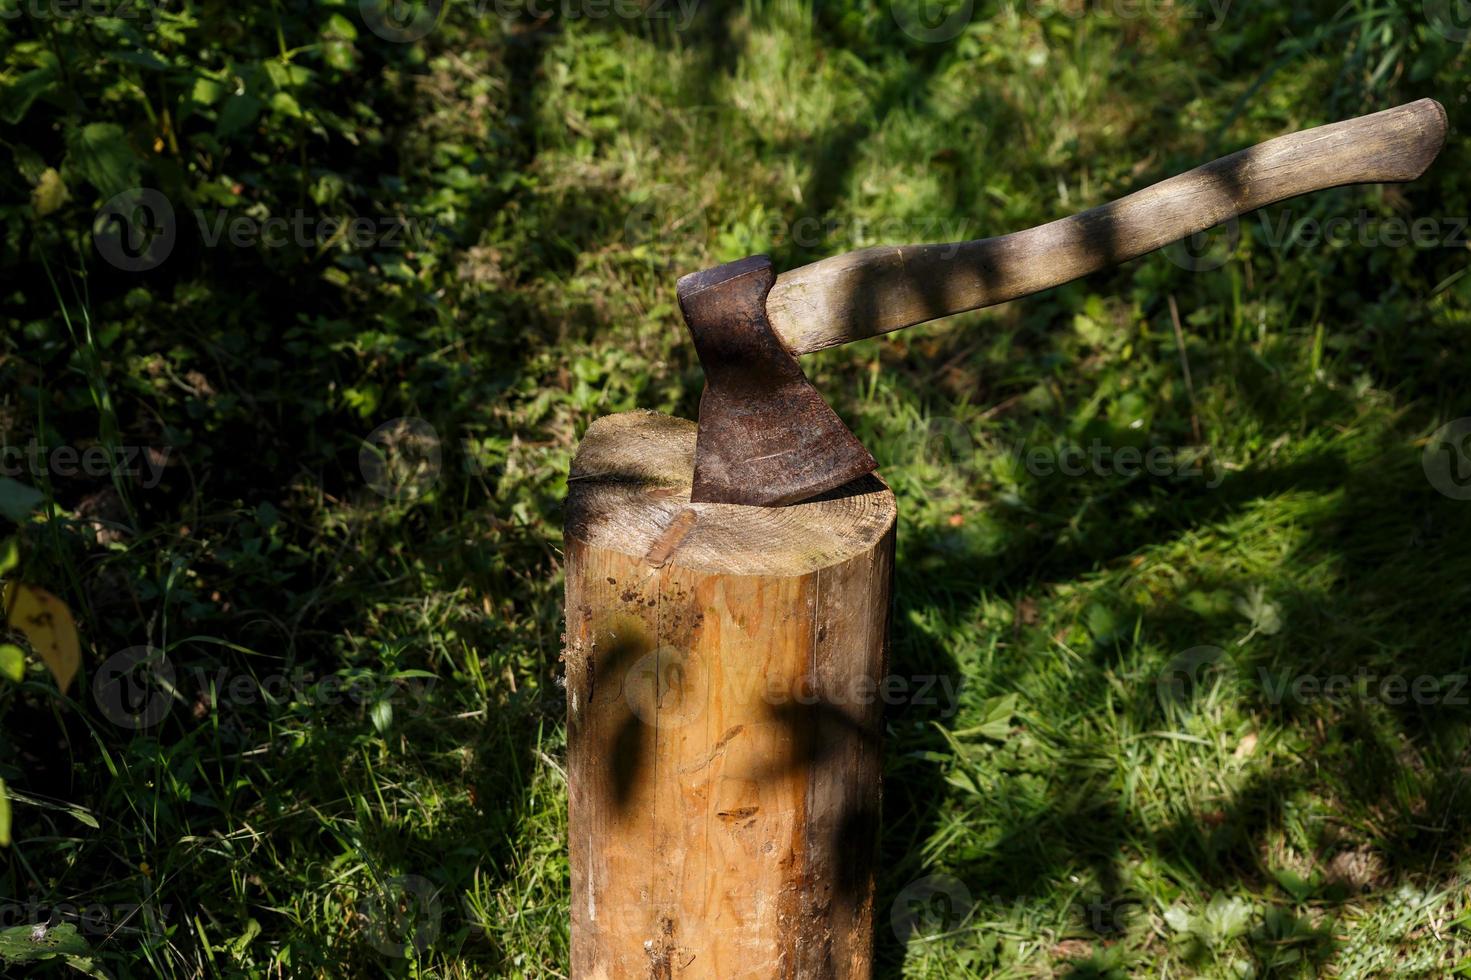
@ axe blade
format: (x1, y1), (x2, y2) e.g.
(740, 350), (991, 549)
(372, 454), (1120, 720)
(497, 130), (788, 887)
(677, 255), (876, 507)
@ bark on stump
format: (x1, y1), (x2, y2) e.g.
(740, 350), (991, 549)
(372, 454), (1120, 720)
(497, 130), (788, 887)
(563, 410), (896, 979)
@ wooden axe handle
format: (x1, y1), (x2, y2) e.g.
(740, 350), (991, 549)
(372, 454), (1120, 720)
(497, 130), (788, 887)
(766, 99), (1447, 356)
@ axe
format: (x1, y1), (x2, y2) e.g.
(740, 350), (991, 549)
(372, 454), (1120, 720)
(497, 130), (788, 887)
(676, 99), (1447, 506)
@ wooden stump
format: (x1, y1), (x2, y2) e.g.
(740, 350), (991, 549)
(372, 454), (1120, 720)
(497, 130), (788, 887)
(563, 411), (896, 979)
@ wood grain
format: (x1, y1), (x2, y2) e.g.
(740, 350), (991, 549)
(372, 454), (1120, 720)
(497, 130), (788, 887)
(565, 411), (896, 978)
(766, 98), (1447, 354)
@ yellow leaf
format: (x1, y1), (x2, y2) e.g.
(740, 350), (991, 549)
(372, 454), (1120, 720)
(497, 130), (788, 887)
(31, 167), (69, 217)
(4, 583), (80, 694)
(0, 778), (9, 846)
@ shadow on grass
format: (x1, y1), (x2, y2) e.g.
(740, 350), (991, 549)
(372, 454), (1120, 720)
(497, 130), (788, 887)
(874, 407), (1471, 975)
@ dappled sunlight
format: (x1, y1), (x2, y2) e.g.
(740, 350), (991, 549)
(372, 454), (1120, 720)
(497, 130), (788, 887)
(0, 0), (1466, 975)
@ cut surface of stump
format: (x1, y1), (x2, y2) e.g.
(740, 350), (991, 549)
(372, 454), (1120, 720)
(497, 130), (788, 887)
(564, 411), (896, 980)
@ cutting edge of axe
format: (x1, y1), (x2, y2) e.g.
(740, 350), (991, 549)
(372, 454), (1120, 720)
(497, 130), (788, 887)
(679, 98), (1448, 507)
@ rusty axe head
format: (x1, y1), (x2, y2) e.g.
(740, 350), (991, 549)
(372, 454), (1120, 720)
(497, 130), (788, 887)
(676, 255), (876, 507)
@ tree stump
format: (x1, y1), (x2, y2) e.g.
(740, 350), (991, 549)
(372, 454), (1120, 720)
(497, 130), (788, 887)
(563, 410), (896, 979)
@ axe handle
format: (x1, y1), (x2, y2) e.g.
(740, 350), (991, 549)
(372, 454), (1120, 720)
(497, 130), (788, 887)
(766, 98), (1446, 356)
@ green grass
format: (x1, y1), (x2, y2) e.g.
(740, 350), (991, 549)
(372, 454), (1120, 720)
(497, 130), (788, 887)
(2, 0), (1470, 975)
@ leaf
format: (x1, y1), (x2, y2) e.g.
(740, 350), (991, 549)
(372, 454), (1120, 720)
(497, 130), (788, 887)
(370, 700), (392, 733)
(1203, 894), (1254, 942)
(216, 93), (262, 139)
(1272, 866), (1316, 902)
(325, 13), (359, 40)
(0, 478), (43, 523)
(0, 60), (59, 125)
(0, 537), (18, 576)
(1234, 585), (1282, 643)
(66, 953), (109, 979)
(0, 922), (92, 967)
(953, 693), (1018, 741)
(261, 59), (312, 90)
(227, 918), (261, 958)
(323, 40), (357, 72)
(1163, 905), (1193, 934)
(0, 779), (9, 846)
(1084, 603), (1118, 643)
(190, 75), (227, 106)
(4, 583), (80, 694)
(4, 788), (98, 828)
(105, 49), (171, 71)
(1180, 588), (1233, 617)
(65, 122), (140, 199)
(10, 143), (46, 184)
(0, 645), (23, 683)
(30, 167), (68, 217)
(322, 14), (359, 71)
(269, 90), (302, 119)
(0, 921), (105, 976)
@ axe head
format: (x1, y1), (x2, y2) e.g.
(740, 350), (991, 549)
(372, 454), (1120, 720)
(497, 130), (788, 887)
(677, 255), (877, 506)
